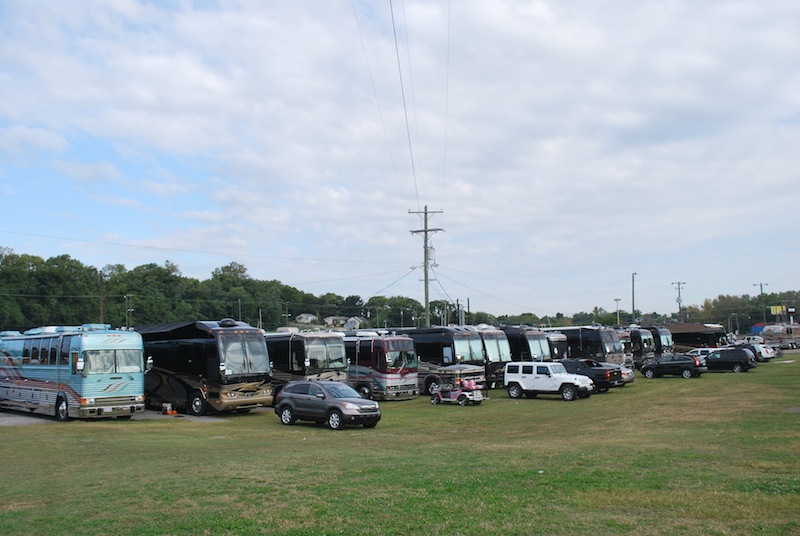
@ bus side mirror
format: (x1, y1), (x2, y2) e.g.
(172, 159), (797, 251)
(219, 362), (226, 375)
(146, 356), (154, 371)
(76, 357), (85, 372)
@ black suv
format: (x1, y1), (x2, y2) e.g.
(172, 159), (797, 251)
(704, 347), (757, 373)
(559, 358), (623, 392)
(274, 380), (381, 430)
(641, 353), (707, 379)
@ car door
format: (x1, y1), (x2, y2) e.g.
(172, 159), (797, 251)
(306, 383), (327, 420)
(535, 365), (558, 392)
(705, 351), (722, 371)
(291, 382), (312, 418)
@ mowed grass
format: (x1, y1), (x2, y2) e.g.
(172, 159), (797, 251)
(1, 355), (799, 535)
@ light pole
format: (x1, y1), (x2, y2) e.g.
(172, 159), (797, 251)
(753, 282), (769, 324)
(614, 298), (621, 324)
(631, 273), (637, 324)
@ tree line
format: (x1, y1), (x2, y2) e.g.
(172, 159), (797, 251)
(0, 247), (795, 334)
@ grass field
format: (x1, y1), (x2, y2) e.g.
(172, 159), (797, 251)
(1, 354), (799, 535)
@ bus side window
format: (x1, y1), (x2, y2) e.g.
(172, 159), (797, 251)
(59, 336), (72, 365)
(49, 341), (58, 365)
(30, 340), (40, 365)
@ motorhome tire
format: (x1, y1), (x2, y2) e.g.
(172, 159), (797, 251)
(188, 391), (207, 416)
(55, 397), (68, 422)
(356, 384), (372, 399)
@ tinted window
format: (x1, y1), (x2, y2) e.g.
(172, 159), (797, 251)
(536, 366), (548, 374)
(507, 365), (519, 374)
(293, 383), (310, 395)
(522, 365), (533, 374)
(309, 384), (323, 397)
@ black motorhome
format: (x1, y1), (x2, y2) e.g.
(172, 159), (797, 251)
(137, 318), (273, 416)
(264, 329), (348, 392)
(643, 326), (675, 357)
(500, 325), (553, 361)
(542, 326), (625, 364)
(394, 326), (486, 394)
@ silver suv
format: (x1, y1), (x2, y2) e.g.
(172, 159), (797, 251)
(274, 380), (381, 430)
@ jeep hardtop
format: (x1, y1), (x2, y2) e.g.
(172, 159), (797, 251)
(504, 361), (595, 401)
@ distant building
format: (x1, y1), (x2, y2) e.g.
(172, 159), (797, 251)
(324, 316), (348, 327)
(295, 313), (318, 325)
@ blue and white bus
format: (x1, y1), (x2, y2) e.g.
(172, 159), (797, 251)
(0, 324), (148, 421)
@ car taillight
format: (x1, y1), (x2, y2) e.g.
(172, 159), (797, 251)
(693, 356), (700, 366)
(605, 370), (611, 379)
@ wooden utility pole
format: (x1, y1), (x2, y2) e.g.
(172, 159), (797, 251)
(410, 206), (443, 327)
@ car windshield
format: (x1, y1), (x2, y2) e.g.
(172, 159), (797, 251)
(549, 363), (567, 374)
(324, 382), (361, 398)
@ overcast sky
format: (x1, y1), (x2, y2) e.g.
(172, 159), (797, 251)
(0, 0), (797, 318)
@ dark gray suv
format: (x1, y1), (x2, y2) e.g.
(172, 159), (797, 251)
(274, 380), (381, 430)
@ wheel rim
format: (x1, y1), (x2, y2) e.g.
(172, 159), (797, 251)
(644, 369), (654, 378)
(190, 397), (204, 415)
(508, 385), (520, 398)
(329, 411), (342, 429)
(733, 364), (741, 373)
(683, 369), (692, 378)
(458, 395), (467, 406)
(357, 386), (371, 399)
(280, 408), (293, 424)
(562, 387), (575, 401)
(428, 381), (440, 394)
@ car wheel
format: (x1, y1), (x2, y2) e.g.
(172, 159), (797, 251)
(681, 369), (693, 379)
(327, 409), (344, 430)
(457, 395), (468, 406)
(732, 363), (742, 373)
(560, 384), (576, 401)
(279, 406), (295, 425)
(507, 383), (523, 399)
(188, 391), (207, 416)
(55, 396), (69, 422)
(643, 369), (655, 379)
(430, 395), (440, 405)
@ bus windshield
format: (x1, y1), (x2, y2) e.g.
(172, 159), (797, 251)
(600, 331), (624, 356)
(219, 332), (271, 375)
(454, 336), (484, 363)
(84, 349), (144, 374)
(306, 337), (347, 370)
(526, 334), (552, 361)
(482, 333), (512, 363)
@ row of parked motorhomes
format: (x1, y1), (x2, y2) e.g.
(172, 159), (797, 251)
(0, 319), (790, 419)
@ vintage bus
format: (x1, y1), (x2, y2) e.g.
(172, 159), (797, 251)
(137, 318), (273, 416)
(501, 325), (553, 362)
(0, 324), (147, 420)
(394, 326), (486, 394)
(343, 331), (419, 400)
(542, 325), (625, 364)
(264, 329), (348, 393)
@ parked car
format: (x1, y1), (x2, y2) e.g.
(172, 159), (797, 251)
(685, 348), (716, 360)
(601, 362), (635, 385)
(274, 380), (381, 430)
(704, 348), (758, 373)
(751, 344), (775, 361)
(560, 358), (624, 392)
(641, 353), (707, 379)
(504, 361), (595, 401)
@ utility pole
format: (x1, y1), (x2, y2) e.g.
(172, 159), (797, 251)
(631, 273), (637, 324)
(672, 281), (686, 322)
(410, 206), (443, 327)
(753, 282), (769, 324)
(614, 298), (621, 324)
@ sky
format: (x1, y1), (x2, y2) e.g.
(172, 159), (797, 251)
(0, 0), (798, 318)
